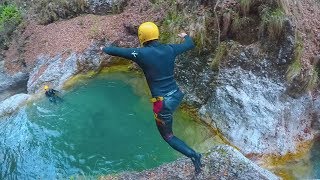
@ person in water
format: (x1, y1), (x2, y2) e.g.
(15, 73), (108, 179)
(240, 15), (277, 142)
(100, 22), (202, 174)
(44, 85), (62, 104)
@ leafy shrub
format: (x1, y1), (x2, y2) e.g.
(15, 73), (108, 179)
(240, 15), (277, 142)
(0, 3), (22, 49)
(260, 8), (285, 40)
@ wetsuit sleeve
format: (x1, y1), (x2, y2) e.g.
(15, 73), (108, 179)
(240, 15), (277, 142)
(169, 36), (195, 56)
(49, 89), (56, 96)
(102, 46), (140, 63)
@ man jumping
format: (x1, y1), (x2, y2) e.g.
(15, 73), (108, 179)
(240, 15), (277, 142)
(100, 22), (202, 174)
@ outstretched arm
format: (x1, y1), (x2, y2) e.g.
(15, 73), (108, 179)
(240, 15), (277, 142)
(100, 46), (140, 62)
(169, 33), (195, 56)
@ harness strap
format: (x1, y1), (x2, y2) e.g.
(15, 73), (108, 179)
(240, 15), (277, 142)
(150, 96), (164, 103)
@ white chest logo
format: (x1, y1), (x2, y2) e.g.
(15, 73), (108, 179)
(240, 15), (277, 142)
(132, 51), (138, 58)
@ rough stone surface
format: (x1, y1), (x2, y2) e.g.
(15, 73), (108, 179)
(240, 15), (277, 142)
(312, 96), (320, 131)
(0, 94), (30, 117)
(175, 53), (217, 107)
(176, 38), (317, 155)
(276, 18), (296, 65)
(0, 63), (28, 102)
(202, 67), (315, 155)
(1, 0), (319, 176)
(27, 42), (108, 94)
(101, 145), (279, 180)
(87, 0), (128, 15)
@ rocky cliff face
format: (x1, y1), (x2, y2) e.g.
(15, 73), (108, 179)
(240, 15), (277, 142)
(0, 94), (30, 117)
(102, 145), (279, 180)
(174, 0), (320, 158)
(26, 42), (103, 94)
(176, 29), (317, 156)
(1, 0), (320, 179)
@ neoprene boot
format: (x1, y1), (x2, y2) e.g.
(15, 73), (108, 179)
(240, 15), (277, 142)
(191, 153), (202, 174)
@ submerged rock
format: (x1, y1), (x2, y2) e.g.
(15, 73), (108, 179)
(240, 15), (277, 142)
(101, 145), (279, 180)
(0, 94), (30, 117)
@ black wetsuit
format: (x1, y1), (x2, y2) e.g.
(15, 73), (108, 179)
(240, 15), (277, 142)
(102, 36), (202, 173)
(45, 89), (60, 103)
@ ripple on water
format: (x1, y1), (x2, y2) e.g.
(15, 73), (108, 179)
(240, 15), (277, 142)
(0, 73), (218, 179)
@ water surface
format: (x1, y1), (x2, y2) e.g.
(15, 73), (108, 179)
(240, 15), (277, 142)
(0, 72), (218, 179)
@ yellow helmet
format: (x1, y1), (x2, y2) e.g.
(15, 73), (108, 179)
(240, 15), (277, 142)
(44, 85), (49, 91)
(138, 22), (159, 45)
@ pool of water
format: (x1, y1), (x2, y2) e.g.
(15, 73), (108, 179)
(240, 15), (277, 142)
(0, 72), (219, 179)
(272, 138), (320, 179)
(310, 139), (320, 178)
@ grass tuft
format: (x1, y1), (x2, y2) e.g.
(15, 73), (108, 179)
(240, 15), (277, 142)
(276, 0), (289, 14)
(160, 6), (210, 51)
(210, 42), (228, 71)
(239, 0), (252, 16)
(286, 33), (303, 83)
(260, 7), (285, 40)
(306, 67), (319, 91)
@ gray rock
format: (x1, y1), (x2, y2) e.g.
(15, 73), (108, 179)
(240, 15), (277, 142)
(175, 35), (315, 155)
(312, 96), (320, 131)
(86, 0), (128, 15)
(276, 18), (295, 65)
(103, 145), (279, 180)
(203, 67), (315, 155)
(0, 94), (30, 117)
(27, 42), (108, 94)
(175, 54), (218, 107)
(0, 71), (29, 102)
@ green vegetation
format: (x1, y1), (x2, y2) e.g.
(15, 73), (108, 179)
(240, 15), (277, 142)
(306, 67), (319, 91)
(239, 0), (252, 16)
(0, 4), (22, 25)
(88, 16), (100, 39)
(0, 3), (23, 49)
(210, 42), (228, 71)
(151, 0), (212, 50)
(160, 6), (210, 51)
(286, 34), (303, 83)
(260, 8), (286, 40)
(160, 10), (184, 44)
(188, 12), (208, 50)
(230, 11), (241, 33)
(230, 11), (253, 35)
(276, 0), (289, 14)
(284, 30), (318, 93)
(150, 0), (176, 9)
(31, 0), (87, 25)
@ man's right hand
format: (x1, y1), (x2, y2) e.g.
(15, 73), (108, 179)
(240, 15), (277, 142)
(178, 33), (188, 38)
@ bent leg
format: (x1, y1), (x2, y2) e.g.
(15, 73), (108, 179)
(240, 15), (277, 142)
(155, 114), (202, 174)
(155, 115), (196, 158)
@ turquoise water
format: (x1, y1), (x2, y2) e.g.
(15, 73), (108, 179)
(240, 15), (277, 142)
(273, 138), (320, 179)
(0, 72), (218, 179)
(310, 139), (320, 178)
